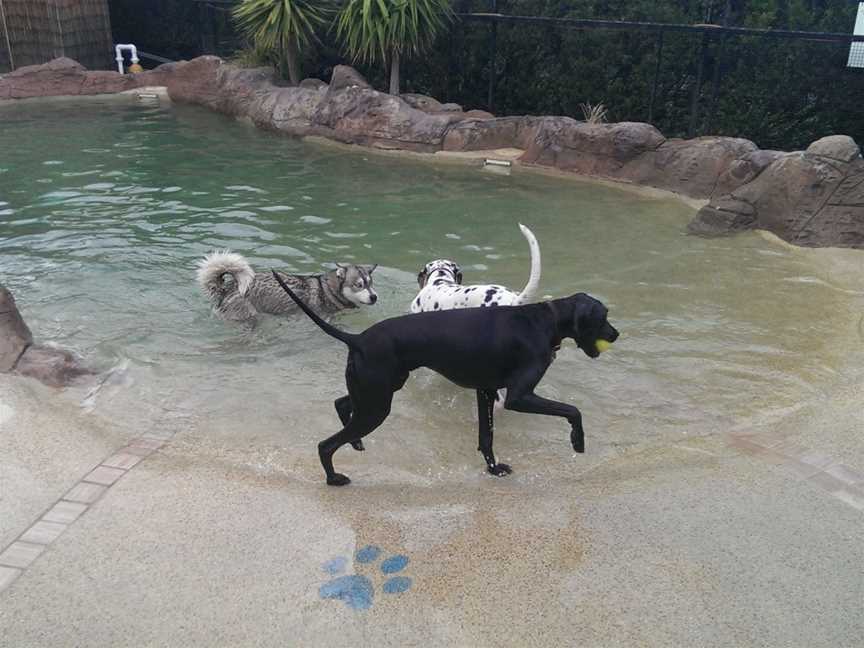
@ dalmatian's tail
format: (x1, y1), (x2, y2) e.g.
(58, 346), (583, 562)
(515, 223), (542, 305)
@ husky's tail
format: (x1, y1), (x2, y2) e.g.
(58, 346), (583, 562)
(515, 223), (542, 304)
(196, 250), (255, 301)
(271, 271), (360, 350)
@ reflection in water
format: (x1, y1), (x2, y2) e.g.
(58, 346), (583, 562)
(1, 98), (862, 484)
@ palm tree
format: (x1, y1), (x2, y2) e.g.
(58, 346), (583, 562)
(232, 0), (328, 86)
(335, 0), (453, 95)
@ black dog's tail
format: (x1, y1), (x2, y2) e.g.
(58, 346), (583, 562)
(271, 270), (360, 349)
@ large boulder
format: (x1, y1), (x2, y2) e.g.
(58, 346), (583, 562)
(443, 116), (536, 151)
(131, 60), (459, 150)
(214, 65), (279, 117)
(687, 195), (758, 237)
(520, 119), (666, 176)
(209, 65), (327, 136)
(401, 93), (444, 112)
(0, 284), (95, 386)
(619, 136), (758, 199)
(133, 56), (224, 108)
(713, 149), (787, 196)
(328, 65), (372, 92)
(14, 345), (94, 388)
(299, 78), (327, 90)
(242, 85), (282, 128)
(311, 68), (465, 151)
(806, 135), (861, 163)
(0, 285), (33, 372)
(439, 102), (463, 112)
(268, 86), (326, 136)
(81, 70), (135, 95)
(0, 58), (86, 98)
(689, 141), (864, 248)
(0, 57), (134, 99)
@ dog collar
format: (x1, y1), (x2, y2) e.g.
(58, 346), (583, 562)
(546, 301), (562, 352)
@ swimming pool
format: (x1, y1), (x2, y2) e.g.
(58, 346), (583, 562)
(1, 96), (862, 486)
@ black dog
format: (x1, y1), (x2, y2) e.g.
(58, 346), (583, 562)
(272, 271), (619, 486)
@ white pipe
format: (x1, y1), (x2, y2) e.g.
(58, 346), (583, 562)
(114, 44), (139, 74)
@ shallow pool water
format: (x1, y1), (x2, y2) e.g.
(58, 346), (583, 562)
(1, 97), (862, 485)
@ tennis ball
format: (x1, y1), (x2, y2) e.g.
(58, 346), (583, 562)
(128, 63), (144, 74)
(595, 339), (612, 353)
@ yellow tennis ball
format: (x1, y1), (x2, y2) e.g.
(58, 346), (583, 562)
(128, 63), (144, 74)
(595, 339), (612, 353)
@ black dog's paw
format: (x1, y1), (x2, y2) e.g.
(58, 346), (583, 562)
(327, 473), (352, 486)
(350, 440), (365, 451)
(570, 429), (585, 454)
(487, 463), (512, 476)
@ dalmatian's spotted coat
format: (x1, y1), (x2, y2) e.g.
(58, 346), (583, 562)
(411, 224), (541, 314)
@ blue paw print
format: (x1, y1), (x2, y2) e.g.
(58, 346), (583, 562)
(319, 545), (412, 610)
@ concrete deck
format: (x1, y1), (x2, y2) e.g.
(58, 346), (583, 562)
(1, 374), (862, 647)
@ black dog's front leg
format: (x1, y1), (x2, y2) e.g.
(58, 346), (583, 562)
(476, 390), (512, 476)
(334, 395), (364, 451)
(505, 391), (585, 453)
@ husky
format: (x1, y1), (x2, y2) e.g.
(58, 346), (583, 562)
(196, 250), (378, 326)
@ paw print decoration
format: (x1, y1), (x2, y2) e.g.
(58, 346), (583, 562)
(319, 545), (412, 610)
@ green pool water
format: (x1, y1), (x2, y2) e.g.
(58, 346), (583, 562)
(1, 97), (862, 484)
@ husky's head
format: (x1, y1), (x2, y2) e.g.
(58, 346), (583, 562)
(336, 263), (378, 306)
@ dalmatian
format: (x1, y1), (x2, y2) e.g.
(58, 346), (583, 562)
(411, 223), (541, 314)
(410, 224), (541, 407)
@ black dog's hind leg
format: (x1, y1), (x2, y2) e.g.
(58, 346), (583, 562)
(476, 390), (512, 476)
(334, 395), (364, 451)
(505, 370), (586, 453)
(319, 403), (392, 486)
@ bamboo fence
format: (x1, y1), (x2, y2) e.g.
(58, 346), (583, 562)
(0, 0), (113, 72)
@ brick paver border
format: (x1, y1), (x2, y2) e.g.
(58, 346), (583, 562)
(0, 431), (173, 593)
(724, 432), (864, 511)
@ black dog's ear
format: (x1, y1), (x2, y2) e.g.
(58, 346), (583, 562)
(453, 263), (463, 285)
(571, 293), (608, 334)
(567, 293), (591, 335)
(417, 269), (428, 288)
(365, 264), (378, 274)
(335, 263), (347, 279)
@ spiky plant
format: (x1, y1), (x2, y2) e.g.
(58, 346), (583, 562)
(580, 102), (609, 124)
(335, 0), (453, 95)
(232, 0), (329, 85)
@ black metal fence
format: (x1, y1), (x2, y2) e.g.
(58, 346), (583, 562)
(449, 1), (864, 148)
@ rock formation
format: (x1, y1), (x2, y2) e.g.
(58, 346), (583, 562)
(0, 285), (94, 387)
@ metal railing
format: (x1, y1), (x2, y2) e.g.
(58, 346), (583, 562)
(459, 6), (864, 136)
